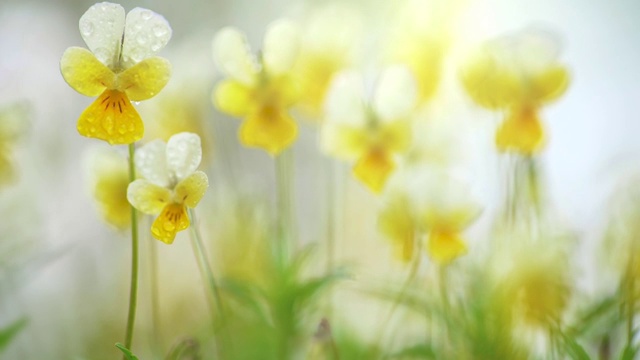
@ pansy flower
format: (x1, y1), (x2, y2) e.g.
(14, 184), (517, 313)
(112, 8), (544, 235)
(127, 132), (208, 244)
(87, 148), (131, 230)
(321, 66), (417, 193)
(212, 20), (300, 156)
(461, 28), (569, 155)
(60, 2), (172, 145)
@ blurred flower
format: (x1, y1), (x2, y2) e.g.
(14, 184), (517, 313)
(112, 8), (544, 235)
(60, 2), (172, 145)
(212, 20), (300, 156)
(86, 147), (130, 230)
(0, 101), (30, 188)
(461, 28), (570, 154)
(292, 4), (363, 119)
(321, 66), (417, 193)
(127, 132), (208, 244)
(379, 165), (480, 265)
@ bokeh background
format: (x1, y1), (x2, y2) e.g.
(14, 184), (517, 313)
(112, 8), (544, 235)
(1, 0), (640, 358)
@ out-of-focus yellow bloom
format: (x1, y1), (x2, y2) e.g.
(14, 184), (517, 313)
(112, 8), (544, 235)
(212, 20), (300, 156)
(293, 4), (363, 118)
(0, 101), (29, 188)
(87, 148), (130, 230)
(127, 132), (208, 244)
(461, 28), (570, 155)
(321, 66), (417, 193)
(60, 2), (172, 145)
(379, 166), (480, 265)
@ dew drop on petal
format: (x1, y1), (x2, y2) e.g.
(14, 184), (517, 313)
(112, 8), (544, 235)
(80, 22), (94, 37)
(150, 42), (161, 52)
(140, 10), (153, 20)
(153, 25), (168, 37)
(136, 37), (148, 45)
(118, 124), (127, 134)
(163, 221), (175, 231)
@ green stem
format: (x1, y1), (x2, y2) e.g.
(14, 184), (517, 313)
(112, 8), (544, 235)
(626, 260), (636, 349)
(124, 143), (140, 354)
(325, 158), (337, 315)
(187, 208), (228, 356)
(149, 232), (162, 354)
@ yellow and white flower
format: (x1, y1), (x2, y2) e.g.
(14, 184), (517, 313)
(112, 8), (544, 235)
(461, 28), (569, 155)
(86, 148), (130, 230)
(127, 132), (208, 244)
(60, 2), (172, 145)
(321, 66), (417, 193)
(212, 20), (300, 156)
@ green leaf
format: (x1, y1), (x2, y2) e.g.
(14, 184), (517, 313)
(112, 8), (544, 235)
(620, 345), (639, 360)
(115, 343), (139, 360)
(0, 318), (27, 352)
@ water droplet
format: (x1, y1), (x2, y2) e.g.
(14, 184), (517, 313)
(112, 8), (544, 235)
(153, 25), (167, 37)
(140, 10), (153, 20)
(130, 48), (145, 63)
(118, 124), (127, 134)
(136, 36), (148, 45)
(94, 47), (110, 63)
(151, 43), (161, 52)
(89, 126), (97, 134)
(128, 123), (136, 131)
(133, 101), (141, 106)
(80, 22), (94, 37)
(163, 221), (175, 231)
(134, 23), (143, 31)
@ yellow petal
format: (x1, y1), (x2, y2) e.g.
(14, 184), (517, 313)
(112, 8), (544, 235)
(239, 107), (297, 155)
(378, 195), (416, 263)
(126, 179), (172, 215)
(461, 50), (521, 109)
(321, 124), (369, 160)
(92, 152), (131, 230)
(353, 149), (395, 194)
(294, 53), (342, 116)
(213, 80), (255, 117)
(175, 171), (209, 208)
(77, 89), (144, 145)
(0, 149), (15, 188)
(118, 57), (171, 101)
(60, 47), (116, 97)
(151, 203), (190, 244)
(529, 66), (570, 104)
(427, 230), (467, 265)
(376, 121), (412, 154)
(496, 107), (545, 155)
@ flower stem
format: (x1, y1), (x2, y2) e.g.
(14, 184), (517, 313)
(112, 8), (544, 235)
(187, 208), (228, 355)
(124, 143), (140, 354)
(626, 260), (636, 350)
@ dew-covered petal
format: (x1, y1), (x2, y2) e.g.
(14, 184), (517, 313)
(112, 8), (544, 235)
(353, 149), (395, 194)
(529, 66), (569, 104)
(79, 2), (126, 69)
(135, 139), (169, 187)
(495, 107), (545, 155)
(428, 230), (467, 265)
(263, 19), (299, 76)
(127, 179), (172, 214)
(239, 109), (297, 156)
(324, 71), (367, 127)
(77, 89), (143, 145)
(373, 65), (417, 123)
(61, 47), (116, 97)
(121, 7), (172, 68)
(212, 27), (258, 85)
(320, 124), (368, 160)
(213, 80), (255, 117)
(118, 56), (171, 101)
(166, 132), (202, 181)
(151, 203), (189, 244)
(175, 171), (208, 208)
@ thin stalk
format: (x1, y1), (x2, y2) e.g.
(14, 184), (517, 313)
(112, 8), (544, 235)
(124, 143), (140, 354)
(187, 209), (228, 355)
(626, 260), (636, 350)
(324, 158), (337, 315)
(149, 232), (162, 353)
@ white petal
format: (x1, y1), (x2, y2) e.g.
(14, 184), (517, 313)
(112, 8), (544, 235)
(166, 132), (202, 183)
(263, 19), (299, 76)
(514, 28), (561, 74)
(121, 7), (172, 68)
(135, 140), (169, 187)
(372, 65), (417, 123)
(79, 2), (126, 69)
(323, 70), (367, 128)
(212, 27), (258, 85)
(127, 179), (172, 215)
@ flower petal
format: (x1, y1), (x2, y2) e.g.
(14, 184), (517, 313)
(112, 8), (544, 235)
(320, 124), (368, 160)
(175, 171), (209, 208)
(166, 132), (202, 182)
(461, 48), (521, 109)
(135, 139), (169, 187)
(77, 89), (143, 145)
(90, 149), (131, 230)
(212, 27), (258, 85)
(378, 194), (416, 263)
(373, 65), (417, 122)
(127, 179), (172, 214)
(529, 66), (570, 104)
(324, 71), (367, 127)
(121, 7), (172, 68)
(79, 2), (125, 69)
(496, 107), (545, 154)
(353, 149), (395, 194)
(428, 230), (467, 265)
(118, 56), (171, 101)
(213, 79), (254, 117)
(151, 203), (189, 244)
(263, 19), (300, 76)
(239, 109), (297, 155)
(60, 47), (116, 97)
